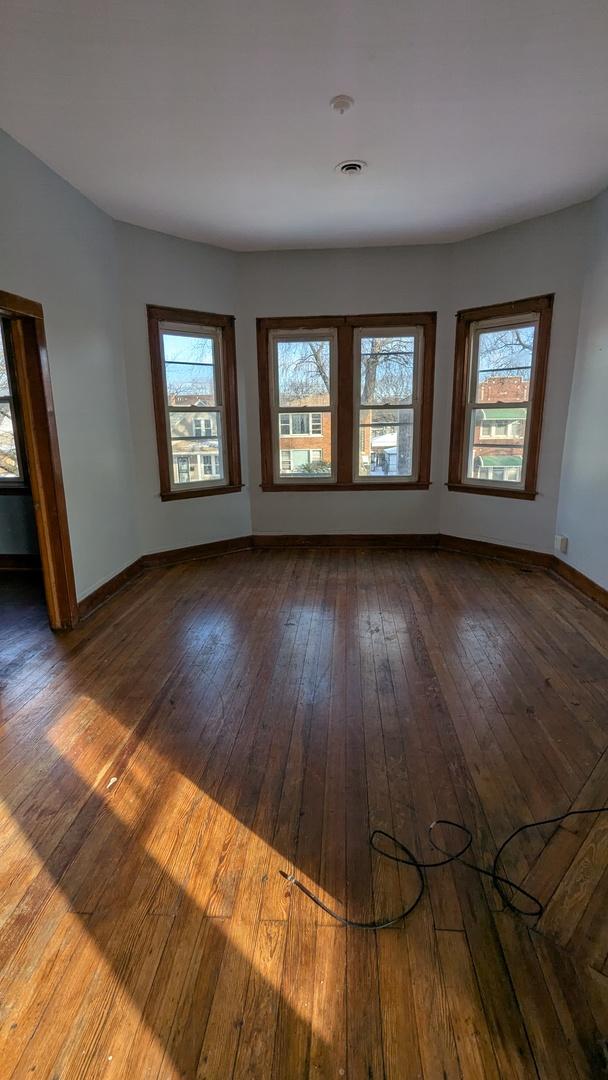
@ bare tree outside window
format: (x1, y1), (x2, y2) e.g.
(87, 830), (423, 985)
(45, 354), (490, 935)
(358, 335), (417, 478)
(276, 340), (331, 406)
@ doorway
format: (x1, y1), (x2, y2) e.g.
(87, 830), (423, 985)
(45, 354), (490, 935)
(0, 290), (77, 629)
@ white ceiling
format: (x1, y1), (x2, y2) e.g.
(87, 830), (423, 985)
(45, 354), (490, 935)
(1, 0), (608, 250)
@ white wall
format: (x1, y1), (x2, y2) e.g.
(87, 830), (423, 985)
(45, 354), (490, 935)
(116, 223), (251, 554)
(239, 206), (591, 551)
(442, 203), (591, 553)
(238, 245), (449, 536)
(0, 131), (139, 597)
(557, 190), (608, 589)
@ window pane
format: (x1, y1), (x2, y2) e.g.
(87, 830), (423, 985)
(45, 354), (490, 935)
(169, 411), (219, 438)
(467, 407), (527, 483)
(278, 413), (332, 477)
(360, 335), (415, 406)
(276, 339), (331, 407)
(0, 330), (9, 394)
(162, 333), (215, 366)
(164, 362), (216, 405)
(170, 434), (223, 484)
(358, 407), (414, 477)
(0, 403), (20, 478)
(475, 325), (534, 403)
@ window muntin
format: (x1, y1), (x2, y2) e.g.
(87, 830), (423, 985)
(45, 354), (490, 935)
(464, 316), (538, 489)
(0, 321), (26, 485)
(159, 322), (227, 492)
(270, 331), (336, 482)
(354, 329), (423, 481)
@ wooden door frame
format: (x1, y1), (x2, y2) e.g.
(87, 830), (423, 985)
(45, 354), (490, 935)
(0, 290), (78, 629)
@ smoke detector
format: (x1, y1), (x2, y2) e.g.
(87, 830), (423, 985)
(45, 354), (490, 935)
(330, 94), (354, 115)
(334, 160), (367, 176)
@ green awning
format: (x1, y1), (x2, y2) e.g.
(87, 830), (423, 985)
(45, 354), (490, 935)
(478, 407), (527, 419)
(478, 454), (522, 467)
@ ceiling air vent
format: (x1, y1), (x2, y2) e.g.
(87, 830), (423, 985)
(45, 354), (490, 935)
(335, 160), (367, 175)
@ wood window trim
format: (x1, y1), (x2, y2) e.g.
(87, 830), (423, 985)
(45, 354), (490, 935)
(147, 304), (242, 501)
(447, 294), (553, 500)
(257, 311), (436, 492)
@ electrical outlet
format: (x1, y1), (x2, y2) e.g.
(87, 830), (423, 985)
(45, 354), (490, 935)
(555, 534), (569, 554)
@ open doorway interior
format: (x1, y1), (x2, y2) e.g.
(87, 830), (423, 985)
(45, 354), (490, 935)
(0, 313), (45, 621)
(1, 315), (41, 557)
(0, 291), (77, 630)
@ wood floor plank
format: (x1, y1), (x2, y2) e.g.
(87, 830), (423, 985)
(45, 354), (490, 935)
(376, 927), (422, 1079)
(437, 929), (501, 1080)
(0, 550), (606, 1079)
(308, 925), (347, 1078)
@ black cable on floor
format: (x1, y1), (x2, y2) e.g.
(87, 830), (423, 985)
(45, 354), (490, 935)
(279, 807), (608, 930)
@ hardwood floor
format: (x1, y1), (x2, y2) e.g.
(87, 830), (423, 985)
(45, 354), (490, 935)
(0, 549), (607, 1079)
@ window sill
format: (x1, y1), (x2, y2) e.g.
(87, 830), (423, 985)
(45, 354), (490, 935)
(161, 483), (244, 501)
(261, 481), (431, 493)
(446, 482), (536, 501)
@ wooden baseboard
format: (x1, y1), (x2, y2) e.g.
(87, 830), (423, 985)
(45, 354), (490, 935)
(0, 553), (41, 570)
(437, 534), (554, 569)
(141, 535), (253, 568)
(74, 531), (607, 624)
(552, 557), (608, 611)
(77, 558), (144, 620)
(251, 533), (439, 550)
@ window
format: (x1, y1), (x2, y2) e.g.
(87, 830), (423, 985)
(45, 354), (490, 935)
(257, 313), (436, 490)
(448, 295), (553, 499)
(0, 319), (28, 489)
(355, 328), (423, 481)
(147, 305), (241, 500)
(193, 417), (213, 438)
(279, 412), (323, 436)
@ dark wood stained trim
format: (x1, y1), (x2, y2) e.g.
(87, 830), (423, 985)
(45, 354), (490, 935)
(146, 305), (235, 328)
(0, 289), (44, 320)
(446, 482), (537, 501)
(346, 311), (439, 329)
(147, 304), (242, 502)
(523, 297), (553, 495)
(252, 533), (439, 550)
(455, 294), (554, 322)
(141, 534), (253, 568)
(257, 311), (437, 491)
(336, 321), (354, 485)
(260, 481), (431, 492)
(2, 298), (78, 629)
(552, 558), (608, 612)
(77, 558), (144, 620)
(417, 312), (436, 487)
(448, 294), (554, 500)
(257, 315), (345, 332)
(0, 553), (41, 569)
(438, 533), (554, 568)
(160, 483), (244, 502)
